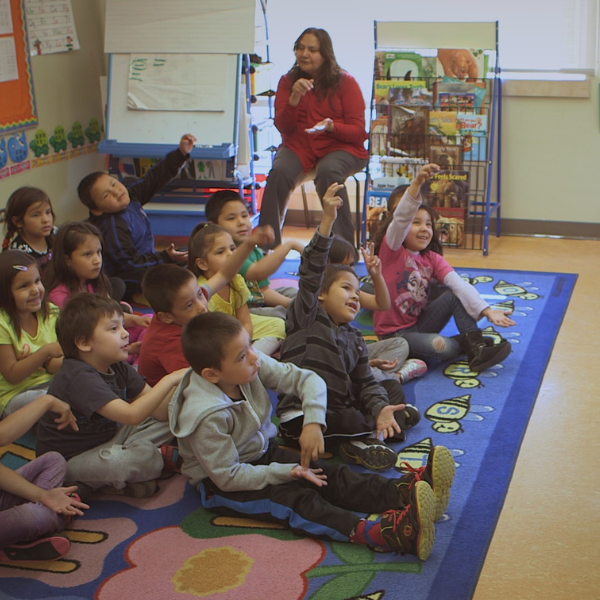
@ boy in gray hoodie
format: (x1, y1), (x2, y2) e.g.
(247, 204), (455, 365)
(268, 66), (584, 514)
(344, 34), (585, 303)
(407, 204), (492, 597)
(168, 311), (455, 561)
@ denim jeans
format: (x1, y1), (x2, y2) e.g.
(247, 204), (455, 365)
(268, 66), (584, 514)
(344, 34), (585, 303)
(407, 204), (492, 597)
(383, 290), (478, 361)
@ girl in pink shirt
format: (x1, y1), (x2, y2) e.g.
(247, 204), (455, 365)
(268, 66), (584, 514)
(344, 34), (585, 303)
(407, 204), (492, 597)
(373, 165), (516, 374)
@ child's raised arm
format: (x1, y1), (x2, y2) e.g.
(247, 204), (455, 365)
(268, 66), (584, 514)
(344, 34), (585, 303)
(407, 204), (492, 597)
(318, 183), (345, 238)
(207, 225), (275, 294)
(0, 342), (63, 386)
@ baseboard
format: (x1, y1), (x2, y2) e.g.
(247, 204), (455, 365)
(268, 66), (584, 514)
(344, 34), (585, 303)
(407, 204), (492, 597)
(283, 210), (600, 240)
(490, 218), (600, 239)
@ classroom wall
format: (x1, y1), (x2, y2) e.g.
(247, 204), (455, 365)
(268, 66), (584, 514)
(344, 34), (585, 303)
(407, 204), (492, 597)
(1, 1), (598, 238)
(0, 0), (106, 225)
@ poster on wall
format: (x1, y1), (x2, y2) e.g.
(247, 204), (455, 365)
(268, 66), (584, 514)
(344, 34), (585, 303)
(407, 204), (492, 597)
(0, 0), (38, 134)
(24, 0), (79, 56)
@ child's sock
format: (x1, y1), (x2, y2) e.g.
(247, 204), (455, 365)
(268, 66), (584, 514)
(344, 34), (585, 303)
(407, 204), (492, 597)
(349, 519), (389, 552)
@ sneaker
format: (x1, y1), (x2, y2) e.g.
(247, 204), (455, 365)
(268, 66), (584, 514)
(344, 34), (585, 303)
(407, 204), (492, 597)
(0, 535), (71, 562)
(397, 359), (428, 384)
(394, 403), (421, 431)
(396, 445), (456, 521)
(380, 480), (435, 560)
(463, 331), (511, 373)
(99, 480), (157, 498)
(338, 438), (397, 472)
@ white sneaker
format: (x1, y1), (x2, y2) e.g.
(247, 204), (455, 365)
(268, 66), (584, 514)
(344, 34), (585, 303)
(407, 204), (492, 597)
(398, 359), (428, 384)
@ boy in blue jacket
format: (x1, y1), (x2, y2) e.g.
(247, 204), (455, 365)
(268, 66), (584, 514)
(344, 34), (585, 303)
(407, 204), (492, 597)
(78, 134), (195, 291)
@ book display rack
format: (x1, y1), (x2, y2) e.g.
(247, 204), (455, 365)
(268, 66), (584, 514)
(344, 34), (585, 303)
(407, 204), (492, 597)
(364, 22), (501, 254)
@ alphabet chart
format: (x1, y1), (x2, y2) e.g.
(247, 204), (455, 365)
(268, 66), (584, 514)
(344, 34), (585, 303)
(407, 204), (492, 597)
(24, 0), (79, 55)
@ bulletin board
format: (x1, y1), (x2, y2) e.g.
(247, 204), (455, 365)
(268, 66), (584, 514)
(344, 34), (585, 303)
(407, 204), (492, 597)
(0, 0), (38, 134)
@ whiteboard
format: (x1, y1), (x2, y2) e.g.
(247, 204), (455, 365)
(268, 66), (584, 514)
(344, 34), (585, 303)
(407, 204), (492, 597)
(376, 22), (498, 51)
(105, 53), (240, 149)
(105, 0), (257, 54)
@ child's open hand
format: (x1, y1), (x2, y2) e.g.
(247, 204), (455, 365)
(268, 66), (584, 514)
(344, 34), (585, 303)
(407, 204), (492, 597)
(369, 357), (399, 371)
(179, 133), (197, 155)
(298, 422), (325, 469)
(375, 404), (404, 440)
(482, 308), (516, 328)
(166, 243), (188, 263)
(248, 225), (275, 248)
(361, 243), (381, 277)
(290, 465), (328, 487)
(40, 486), (89, 516)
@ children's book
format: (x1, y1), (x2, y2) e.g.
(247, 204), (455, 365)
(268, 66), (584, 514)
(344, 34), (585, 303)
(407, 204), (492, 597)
(428, 110), (459, 145)
(383, 52), (423, 79)
(436, 49), (489, 81)
(457, 113), (488, 161)
(374, 80), (427, 106)
(429, 144), (462, 169)
(422, 169), (470, 248)
(389, 105), (429, 159)
(364, 188), (392, 242)
(435, 79), (487, 112)
(369, 116), (388, 156)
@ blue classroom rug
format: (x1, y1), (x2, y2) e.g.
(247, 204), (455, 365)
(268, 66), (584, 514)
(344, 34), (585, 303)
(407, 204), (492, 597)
(0, 263), (577, 600)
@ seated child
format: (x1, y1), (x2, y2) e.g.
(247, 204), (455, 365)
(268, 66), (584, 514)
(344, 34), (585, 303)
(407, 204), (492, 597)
(188, 222), (285, 356)
(0, 394), (88, 562)
(1, 187), (57, 273)
(0, 251), (63, 418)
(45, 221), (150, 362)
(276, 183), (419, 472)
(170, 311), (455, 560)
(35, 294), (186, 498)
(77, 133), (196, 291)
(329, 235), (427, 385)
(138, 225), (275, 386)
(205, 190), (302, 319)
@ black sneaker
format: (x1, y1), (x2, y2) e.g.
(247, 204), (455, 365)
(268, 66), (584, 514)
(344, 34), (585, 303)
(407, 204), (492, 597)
(463, 330), (511, 373)
(396, 445), (456, 521)
(0, 535), (71, 562)
(338, 438), (397, 471)
(380, 480), (435, 560)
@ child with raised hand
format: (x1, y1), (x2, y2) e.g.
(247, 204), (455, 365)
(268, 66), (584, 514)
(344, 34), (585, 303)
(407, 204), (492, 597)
(139, 224), (278, 386)
(373, 164), (516, 373)
(188, 223), (285, 355)
(170, 311), (455, 561)
(45, 222), (149, 360)
(277, 183), (420, 472)
(35, 294), (187, 498)
(205, 190), (302, 318)
(78, 133), (197, 294)
(328, 236), (428, 385)
(0, 394), (88, 563)
(1, 187), (57, 272)
(0, 251), (62, 418)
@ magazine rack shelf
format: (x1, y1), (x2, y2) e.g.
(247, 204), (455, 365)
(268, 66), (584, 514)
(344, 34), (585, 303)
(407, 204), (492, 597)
(363, 21), (501, 255)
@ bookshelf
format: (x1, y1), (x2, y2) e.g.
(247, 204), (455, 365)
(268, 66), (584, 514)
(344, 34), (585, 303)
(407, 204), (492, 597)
(364, 21), (501, 255)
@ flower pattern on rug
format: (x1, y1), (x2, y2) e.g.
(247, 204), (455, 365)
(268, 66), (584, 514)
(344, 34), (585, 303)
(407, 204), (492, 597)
(97, 526), (325, 600)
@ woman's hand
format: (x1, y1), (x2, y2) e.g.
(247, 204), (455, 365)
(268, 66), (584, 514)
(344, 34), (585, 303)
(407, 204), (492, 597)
(289, 78), (314, 106)
(306, 118), (334, 134)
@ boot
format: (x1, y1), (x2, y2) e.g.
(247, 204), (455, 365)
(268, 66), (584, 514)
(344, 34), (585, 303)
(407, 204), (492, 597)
(461, 330), (511, 373)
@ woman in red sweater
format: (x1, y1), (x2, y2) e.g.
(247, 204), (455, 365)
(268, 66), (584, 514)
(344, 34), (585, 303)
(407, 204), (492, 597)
(258, 28), (368, 247)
